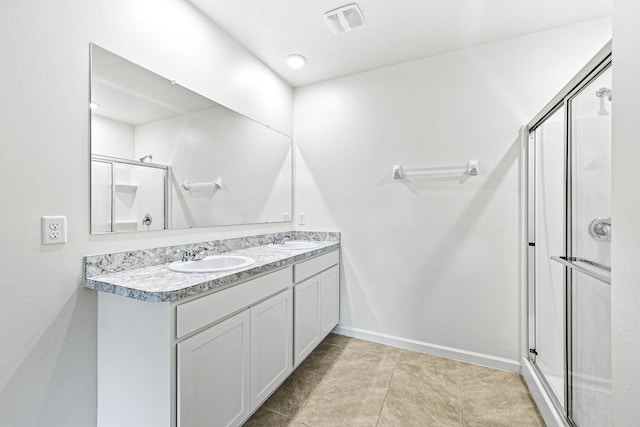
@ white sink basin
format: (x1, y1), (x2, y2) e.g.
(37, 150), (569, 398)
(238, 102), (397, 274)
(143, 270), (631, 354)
(169, 255), (255, 273)
(268, 240), (320, 250)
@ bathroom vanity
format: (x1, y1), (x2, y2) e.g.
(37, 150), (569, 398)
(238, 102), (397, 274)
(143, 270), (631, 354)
(84, 232), (340, 427)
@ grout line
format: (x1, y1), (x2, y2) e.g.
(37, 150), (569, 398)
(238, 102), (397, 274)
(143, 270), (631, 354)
(375, 355), (399, 426)
(459, 380), (466, 422)
(251, 407), (313, 426)
(288, 343), (347, 425)
(459, 366), (466, 421)
(264, 408), (298, 422)
(263, 406), (298, 420)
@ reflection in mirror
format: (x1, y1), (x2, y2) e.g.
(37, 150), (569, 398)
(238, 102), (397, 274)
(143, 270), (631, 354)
(90, 44), (292, 234)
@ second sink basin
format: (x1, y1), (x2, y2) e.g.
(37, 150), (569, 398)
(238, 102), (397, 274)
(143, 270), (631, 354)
(268, 240), (321, 250)
(169, 255), (255, 273)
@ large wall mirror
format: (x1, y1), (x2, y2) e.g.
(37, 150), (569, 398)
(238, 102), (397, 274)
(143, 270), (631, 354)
(90, 44), (292, 234)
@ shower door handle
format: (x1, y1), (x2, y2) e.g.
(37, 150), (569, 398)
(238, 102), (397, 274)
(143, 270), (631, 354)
(550, 256), (611, 285)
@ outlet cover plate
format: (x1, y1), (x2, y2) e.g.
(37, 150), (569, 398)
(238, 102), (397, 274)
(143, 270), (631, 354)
(42, 216), (67, 245)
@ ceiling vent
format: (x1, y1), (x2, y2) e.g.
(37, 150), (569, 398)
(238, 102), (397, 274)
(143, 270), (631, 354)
(323, 4), (365, 34)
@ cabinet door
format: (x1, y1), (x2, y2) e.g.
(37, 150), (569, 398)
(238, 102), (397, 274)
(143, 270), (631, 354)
(250, 289), (293, 409)
(294, 276), (320, 367)
(319, 265), (340, 337)
(178, 310), (250, 427)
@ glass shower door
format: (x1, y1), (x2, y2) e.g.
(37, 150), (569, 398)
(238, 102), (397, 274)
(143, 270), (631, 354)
(91, 155), (169, 233)
(528, 46), (612, 426)
(531, 107), (566, 409)
(567, 66), (612, 427)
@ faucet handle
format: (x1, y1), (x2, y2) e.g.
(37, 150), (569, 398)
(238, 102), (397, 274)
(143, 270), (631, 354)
(177, 248), (192, 262)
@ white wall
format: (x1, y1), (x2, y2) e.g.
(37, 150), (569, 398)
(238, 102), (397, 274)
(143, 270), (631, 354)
(91, 115), (135, 159)
(294, 19), (611, 363)
(0, 1), (292, 426)
(611, 0), (640, 423)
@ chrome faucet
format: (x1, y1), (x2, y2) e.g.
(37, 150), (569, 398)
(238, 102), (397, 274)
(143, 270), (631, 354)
(179, 246), (210, 262)
(273, 235), (291, 245)
(191, 246), (209, 261)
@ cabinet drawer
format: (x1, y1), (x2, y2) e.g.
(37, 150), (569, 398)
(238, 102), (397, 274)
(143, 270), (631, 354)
(176, 267), (292, 339)
(294, 250), (339, 283)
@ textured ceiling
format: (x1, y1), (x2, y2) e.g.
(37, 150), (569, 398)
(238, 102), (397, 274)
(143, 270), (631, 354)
(187, 0), (611, 87)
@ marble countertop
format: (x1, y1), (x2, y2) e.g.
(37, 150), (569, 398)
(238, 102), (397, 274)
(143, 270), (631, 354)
(85, 241), (340, 303)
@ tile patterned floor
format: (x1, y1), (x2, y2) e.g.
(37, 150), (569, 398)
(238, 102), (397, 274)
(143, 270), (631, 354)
(244, 334), (546, 426)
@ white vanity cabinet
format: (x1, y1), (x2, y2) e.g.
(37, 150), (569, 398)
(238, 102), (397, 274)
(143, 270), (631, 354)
(293, 251), (340, 367)
(250, 289), (293, 409)
(97, 267), (293, 427)
(319, 265), (340, 337)
(177, 287), (293, 427)
(96, 249), (338, 427)
(177, 309), (251, 427)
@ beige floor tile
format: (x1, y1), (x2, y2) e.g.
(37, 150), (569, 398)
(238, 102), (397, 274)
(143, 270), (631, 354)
(263, 365), (324, 418)
(387, 362), (463, 418)
(299, 341), (346, 377)
(322, 333), (352, 347)
(458, 362), (524, 388)
(319, 347), (397, 394)
(461, 381), (544, 427)
(294, 380), (386, 427)
(244, 406), (310, 427)
(344, 337), (405, 360)
(252, 337), (546, 427)
(463, 422), (544, 427)
(378, 393), (465, 426)
(398, 351), (463, 385)
(463, 420), (545, 427)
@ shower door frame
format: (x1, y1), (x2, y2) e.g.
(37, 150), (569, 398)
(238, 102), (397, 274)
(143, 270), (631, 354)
(91, 154), (170, 233)
(525, 41), (611, 426)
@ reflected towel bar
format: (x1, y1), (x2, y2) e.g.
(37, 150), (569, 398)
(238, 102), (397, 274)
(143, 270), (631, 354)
(181, 179), (223, 191)
(550, 256), (611, 285)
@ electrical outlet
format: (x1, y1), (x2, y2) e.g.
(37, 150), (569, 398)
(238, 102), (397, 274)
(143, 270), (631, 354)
(42, 216), (67, 245)
(298, 213), (306, 225)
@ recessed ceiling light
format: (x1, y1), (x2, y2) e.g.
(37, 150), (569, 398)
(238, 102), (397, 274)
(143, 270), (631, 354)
(285, 54), (307, 69)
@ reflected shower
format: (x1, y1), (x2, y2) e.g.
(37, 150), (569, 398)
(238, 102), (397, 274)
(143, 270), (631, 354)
(596, 87), (612, 116)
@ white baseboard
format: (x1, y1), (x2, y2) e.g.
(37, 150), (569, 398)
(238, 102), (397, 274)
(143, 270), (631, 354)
(332, 325), (520, 373)
(521, 358), (568, 427)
